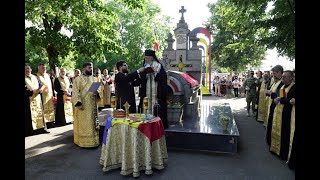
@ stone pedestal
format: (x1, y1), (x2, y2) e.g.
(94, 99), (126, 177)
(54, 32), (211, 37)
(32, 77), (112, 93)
(165, 102), (240, 154)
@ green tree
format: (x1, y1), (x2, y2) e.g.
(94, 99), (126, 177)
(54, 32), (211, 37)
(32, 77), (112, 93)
(25, 0), (144, 70)
(25, 32), (48, 71)
(206, 1), (266, 72)
(222, 0), (295, 59)
(259, 0), (294, 59)
(103, 0), (172, 72)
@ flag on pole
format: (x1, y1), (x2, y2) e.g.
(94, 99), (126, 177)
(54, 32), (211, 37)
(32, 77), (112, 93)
(154, 39), (159, 51)
(153, 26), (159, 51)
(153, 27), (157, 36)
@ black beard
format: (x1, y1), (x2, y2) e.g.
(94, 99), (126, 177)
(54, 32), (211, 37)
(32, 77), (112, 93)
(122, 69), (128, 73)
(85, 70), (92, 75)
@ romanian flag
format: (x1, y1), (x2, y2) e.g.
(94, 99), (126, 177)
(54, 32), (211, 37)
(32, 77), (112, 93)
(39, 84), (48, 92)
(280, 87), (286, 98)
(153, 26), (159, 51)
(154, 40), (159, 51)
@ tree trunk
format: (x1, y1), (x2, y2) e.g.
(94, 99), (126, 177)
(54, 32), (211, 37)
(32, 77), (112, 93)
(46, 45), (59, 71)
(43, 14), (62, 72)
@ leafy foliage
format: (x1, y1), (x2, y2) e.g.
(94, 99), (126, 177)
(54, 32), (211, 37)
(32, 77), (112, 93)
(206, 1), (266, 73)
(231, 0), (295, 59)
(206, 0), (294, 73)
(25, 32), (48, 71)
(25, 0), (171, 74)
(102, 0), (172, 72)
(25, 0), (143, 70)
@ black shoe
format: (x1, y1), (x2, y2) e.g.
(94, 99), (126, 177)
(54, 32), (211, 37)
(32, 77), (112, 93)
(46, 122), (55, 129)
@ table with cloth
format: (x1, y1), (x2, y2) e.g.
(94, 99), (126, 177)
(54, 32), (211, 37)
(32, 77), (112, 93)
(99, 114), (168, 177)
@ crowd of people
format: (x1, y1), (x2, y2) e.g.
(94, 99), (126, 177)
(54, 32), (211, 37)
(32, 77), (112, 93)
(246, 65), (295, 171)
(265, 65), (295, 171)
(25, 49), (168, 147)
(211, 65), (295, 171)
(25, 62), (115, 147)
(25, 53), (295, 171)
(212, 75), (246, 98)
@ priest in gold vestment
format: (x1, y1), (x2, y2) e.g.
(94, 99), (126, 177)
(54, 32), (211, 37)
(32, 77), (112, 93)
(36, 63), (55, 128)
(257, 73), (270, 122)
(94, 68), (105, 111)
(265, 65), (284, 146)
(25, 64), (47, 136)
(72, 62), (101, 148)
(102, 69), (112, 108)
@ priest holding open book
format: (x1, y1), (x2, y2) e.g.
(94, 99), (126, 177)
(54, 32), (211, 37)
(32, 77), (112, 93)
(72, 62), (102, 148)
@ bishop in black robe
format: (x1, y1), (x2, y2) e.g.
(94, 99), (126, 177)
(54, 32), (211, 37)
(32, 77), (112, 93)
(138, 50), (168, 129)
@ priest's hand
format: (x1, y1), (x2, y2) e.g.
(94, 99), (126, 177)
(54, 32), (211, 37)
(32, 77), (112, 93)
(274, 97), (280, 104)
(266, 90), (272, 95)
(290, 98), (295, 105)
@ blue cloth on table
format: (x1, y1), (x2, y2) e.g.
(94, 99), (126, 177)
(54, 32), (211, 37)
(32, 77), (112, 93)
(102, 117), (113, 145)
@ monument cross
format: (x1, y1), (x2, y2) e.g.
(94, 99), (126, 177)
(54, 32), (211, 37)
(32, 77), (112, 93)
(170, 63), (192, 72)
(179, 6), (186, 18)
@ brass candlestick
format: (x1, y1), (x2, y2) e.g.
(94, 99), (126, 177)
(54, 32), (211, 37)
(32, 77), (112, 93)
(123, 101), (130, 120)
(111, 96), (117, 111)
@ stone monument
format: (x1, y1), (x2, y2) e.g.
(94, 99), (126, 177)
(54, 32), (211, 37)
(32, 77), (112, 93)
(162, 6), (202, 83)
(162, 6), (202, 124)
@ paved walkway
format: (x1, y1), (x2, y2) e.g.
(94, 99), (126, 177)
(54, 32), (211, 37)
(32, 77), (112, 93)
(25, 95), (295, 180)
